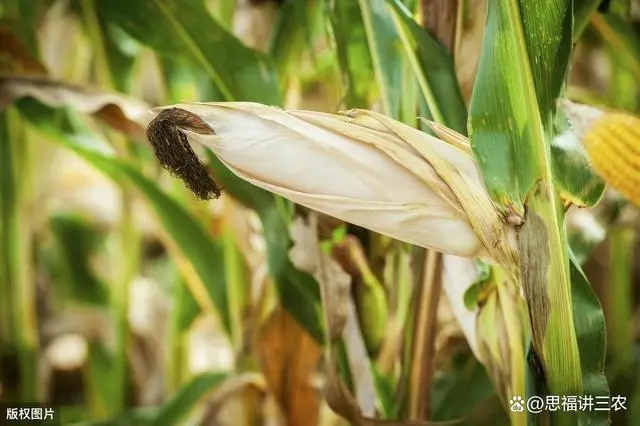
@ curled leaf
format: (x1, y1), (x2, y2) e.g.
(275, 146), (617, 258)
(0, 75), (152, 138)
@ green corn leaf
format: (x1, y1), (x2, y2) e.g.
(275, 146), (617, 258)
(372, 366), (396, 418)
(573, 0), (603, 40)
(49, 214), (110, 307)
(327, 0), (378, 109)
(569, 251), (609, 426)
(208, 0), (237, 30)
(270, 0), (322, 86)
(84, 341), (118, 419)
(0, 107), (39, 402)
(386, 0), (467, 133)
(468, 2), (608, 424)
(94, 0), (281, 104)
(430, 353), (497, 422)
(80, 152), (232, 335)
(0, 111), (18, 345)
(159, 57), (200, 102)
(73, 371), (227, 426)
(356, 0), (404, 118)
(82, 154), (233, 335)
(550, 112), (606, 208)
(69, 0), (138, 92)
(146, 372), (228, 425)
(469, 0), (573, 213)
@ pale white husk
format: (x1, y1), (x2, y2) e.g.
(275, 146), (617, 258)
(155, 102), (516, 262)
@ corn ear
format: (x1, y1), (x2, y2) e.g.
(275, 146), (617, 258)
(582, 112), (640, 206)
(146, 103), (518, 262)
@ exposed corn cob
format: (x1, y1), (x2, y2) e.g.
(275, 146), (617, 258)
(582, 112), (640, 207)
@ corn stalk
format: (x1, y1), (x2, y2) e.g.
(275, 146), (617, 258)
(0, 107), (40, 402)
(468, 1), (599, 424)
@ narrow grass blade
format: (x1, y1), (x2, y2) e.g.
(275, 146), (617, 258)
(84, 341), (118, 419)
(0, 108), (39, 401)
(607, 228), (635, 375)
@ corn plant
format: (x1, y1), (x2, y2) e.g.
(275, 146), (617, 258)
(1, 0), (640, 425)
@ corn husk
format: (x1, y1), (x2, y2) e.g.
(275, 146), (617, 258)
(146, 102), (517, 264)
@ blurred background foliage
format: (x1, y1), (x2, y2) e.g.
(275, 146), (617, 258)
(0, 0), (639, 425)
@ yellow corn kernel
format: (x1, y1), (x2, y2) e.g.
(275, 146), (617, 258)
(582, 112), (640, 207)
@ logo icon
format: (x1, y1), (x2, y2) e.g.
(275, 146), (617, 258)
(510, 396), (525, 412)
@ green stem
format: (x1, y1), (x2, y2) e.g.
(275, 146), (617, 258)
(222, 225), (244, 355)
(500, 0), (582, 399)
(607, 227), (635, 374)
(166, 272), (188, 393)
(605, 0), (636, 382)
(495, 270), (526, 426)
(521, 192), (583, 396)
(81, 0), (140, 412)
(0, 108), (40, 401)
(112, 192), (139, 412)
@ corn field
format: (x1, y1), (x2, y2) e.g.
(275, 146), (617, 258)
(1, 0), (640, 425)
